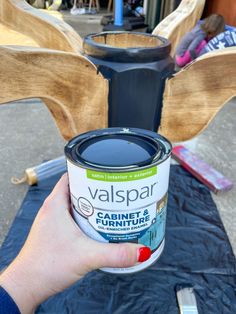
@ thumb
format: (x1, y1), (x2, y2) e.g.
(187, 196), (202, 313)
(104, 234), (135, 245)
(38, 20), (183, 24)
(85, 239), (151, 270)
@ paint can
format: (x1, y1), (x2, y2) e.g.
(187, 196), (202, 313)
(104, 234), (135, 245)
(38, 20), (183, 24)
(65, 127), (172, 274)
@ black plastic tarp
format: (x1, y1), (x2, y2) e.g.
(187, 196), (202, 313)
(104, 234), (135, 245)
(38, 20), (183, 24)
(0, 165), (235, 313)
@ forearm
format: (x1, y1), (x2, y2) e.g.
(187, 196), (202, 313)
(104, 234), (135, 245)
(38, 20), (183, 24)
(0, 257), (45, 314)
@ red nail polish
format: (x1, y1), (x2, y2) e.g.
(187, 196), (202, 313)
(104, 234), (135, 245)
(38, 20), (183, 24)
(138, 247), (151, 262)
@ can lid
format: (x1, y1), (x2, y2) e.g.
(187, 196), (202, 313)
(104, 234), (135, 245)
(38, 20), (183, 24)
(75, 133), (161, 169)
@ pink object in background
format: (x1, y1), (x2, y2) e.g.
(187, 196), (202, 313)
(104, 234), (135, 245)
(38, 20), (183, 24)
(175, 39), (207, 67)
(172, 145), (233, 194)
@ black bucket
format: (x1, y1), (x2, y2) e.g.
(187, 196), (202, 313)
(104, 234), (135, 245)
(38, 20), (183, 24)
(83, 31), (174, 131)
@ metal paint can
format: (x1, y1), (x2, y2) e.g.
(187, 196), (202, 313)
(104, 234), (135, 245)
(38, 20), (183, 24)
(65, 127), (172, 274)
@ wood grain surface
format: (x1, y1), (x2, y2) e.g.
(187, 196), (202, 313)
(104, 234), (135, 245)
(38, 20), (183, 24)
(159, 47), (236, 142)
(0, 0), (83, 52)
(0, 23), (38, 46)
(0, 46), (108, 140)
(153, 0), (206, 56)
(91, 32), (163, 48)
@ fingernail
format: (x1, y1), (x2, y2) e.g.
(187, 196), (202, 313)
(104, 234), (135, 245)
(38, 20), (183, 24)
(138, 247), (151, 262)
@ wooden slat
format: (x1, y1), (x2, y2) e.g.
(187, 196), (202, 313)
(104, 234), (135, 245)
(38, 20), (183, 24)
(0, 0), (83, 53)
(152, 0), (206, 56)
(0, 46), (108, 140)
(0, 9), (63, 47)
(0, 23), (38, 46)
(159, 47), (236, 142)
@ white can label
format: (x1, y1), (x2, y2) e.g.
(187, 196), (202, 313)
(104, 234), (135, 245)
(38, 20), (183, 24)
(67, 157), (170, 273)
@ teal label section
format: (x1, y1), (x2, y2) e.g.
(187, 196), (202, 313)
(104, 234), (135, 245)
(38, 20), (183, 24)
(96, 205), (167, 250)
(138, 206), (167, 250)
(93, 193), (168, 251)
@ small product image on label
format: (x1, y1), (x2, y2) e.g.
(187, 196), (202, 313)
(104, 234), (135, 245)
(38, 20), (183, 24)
(78, 197), (94, 217)
(138, 193), (167, 251)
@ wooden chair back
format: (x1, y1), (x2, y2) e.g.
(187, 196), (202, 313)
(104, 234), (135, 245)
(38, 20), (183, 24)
(0, 0), (235, 143)
(0, 0), (82, 52)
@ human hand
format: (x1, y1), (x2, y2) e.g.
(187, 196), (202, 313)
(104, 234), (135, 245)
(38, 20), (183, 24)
(0, 174), (151, 313)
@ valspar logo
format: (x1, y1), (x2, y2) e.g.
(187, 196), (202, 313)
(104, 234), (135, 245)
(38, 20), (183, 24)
(68, 158), (170, 211)
(88, 182), (157, 207)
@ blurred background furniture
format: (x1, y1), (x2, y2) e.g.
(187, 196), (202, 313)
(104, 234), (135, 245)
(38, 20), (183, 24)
(72, 0), (100, 12)
(107, 0), (112, 12)
(203, 0), (236, 27)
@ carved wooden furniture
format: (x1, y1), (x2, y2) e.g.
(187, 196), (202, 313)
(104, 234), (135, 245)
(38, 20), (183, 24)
(0, 0), (83, 52)
(0, 0), (235, 143)
(160, 48), (236, 141)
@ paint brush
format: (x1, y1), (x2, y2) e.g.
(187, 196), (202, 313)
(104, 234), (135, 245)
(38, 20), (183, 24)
(176, 284), (199, 314)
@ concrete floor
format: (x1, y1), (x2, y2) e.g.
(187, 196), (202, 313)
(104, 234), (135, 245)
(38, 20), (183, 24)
(0, 10), (235, 258)
(63, 10), (103, 36)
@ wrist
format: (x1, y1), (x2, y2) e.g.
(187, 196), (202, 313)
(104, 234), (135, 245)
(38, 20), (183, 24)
(0, 257), (43, 314)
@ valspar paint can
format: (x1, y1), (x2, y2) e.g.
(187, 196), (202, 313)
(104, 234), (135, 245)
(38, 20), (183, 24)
(65, 127), (172, 274)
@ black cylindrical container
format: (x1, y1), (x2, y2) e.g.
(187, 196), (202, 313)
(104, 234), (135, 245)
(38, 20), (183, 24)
(83, 31), (174, 131)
